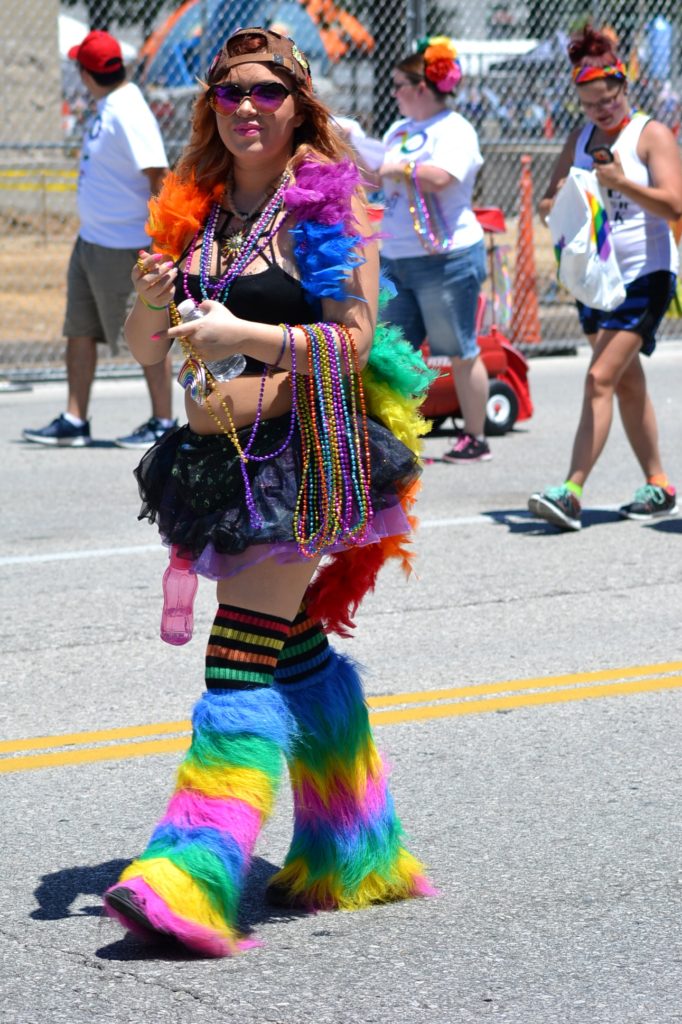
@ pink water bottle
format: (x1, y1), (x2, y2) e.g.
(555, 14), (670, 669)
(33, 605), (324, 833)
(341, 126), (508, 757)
(160, 546), (198, 646)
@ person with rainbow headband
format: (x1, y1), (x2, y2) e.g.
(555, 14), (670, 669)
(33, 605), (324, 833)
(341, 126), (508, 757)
(376, 36), (490, 464)
(101, 26), (436, 956)
(529, 23), (682, 531)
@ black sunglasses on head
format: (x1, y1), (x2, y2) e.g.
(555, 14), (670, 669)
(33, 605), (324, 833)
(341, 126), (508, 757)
(207, 81), (293, 115)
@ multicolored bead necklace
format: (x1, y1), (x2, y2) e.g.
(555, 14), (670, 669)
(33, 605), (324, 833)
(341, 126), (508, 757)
(294, 322), (373, 557)
(181, 170), (291, 306)
(404, 162), (453, 254)
(219, 178), (277, 256)
(171, 302), (298, 529)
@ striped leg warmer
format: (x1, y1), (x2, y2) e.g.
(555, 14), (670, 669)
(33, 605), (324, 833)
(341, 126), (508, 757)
(271, 612), (434, 910)
(104, 607), (292, 956)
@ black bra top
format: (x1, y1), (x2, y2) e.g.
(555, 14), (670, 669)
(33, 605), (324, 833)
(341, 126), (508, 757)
(174, 261), (319, 376)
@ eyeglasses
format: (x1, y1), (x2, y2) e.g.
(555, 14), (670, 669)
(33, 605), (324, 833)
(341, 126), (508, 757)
(207, 81), (292, 116)
(578, 85), (625, 114)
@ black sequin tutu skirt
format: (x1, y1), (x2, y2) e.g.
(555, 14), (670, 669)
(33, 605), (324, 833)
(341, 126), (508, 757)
(134, 413), (421, 580)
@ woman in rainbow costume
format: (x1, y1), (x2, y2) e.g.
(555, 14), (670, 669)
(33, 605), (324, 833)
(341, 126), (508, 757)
(102, 26), (435, 956)
(529, 23), (682, 531)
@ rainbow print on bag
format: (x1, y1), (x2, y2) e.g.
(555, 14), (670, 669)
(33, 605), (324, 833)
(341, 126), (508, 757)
(585, 188), (613, 260)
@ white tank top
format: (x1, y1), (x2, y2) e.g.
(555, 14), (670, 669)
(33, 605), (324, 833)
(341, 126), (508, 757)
(574, 113), (678, 283)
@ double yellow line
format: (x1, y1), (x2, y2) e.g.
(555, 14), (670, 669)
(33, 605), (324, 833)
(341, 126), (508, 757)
(2, 660), (681, 775)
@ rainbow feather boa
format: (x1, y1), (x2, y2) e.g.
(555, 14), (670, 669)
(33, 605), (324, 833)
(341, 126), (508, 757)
(147, 161), (435, 635)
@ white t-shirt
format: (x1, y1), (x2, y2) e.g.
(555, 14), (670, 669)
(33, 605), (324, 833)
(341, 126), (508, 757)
(574, 113), (678, 283)
(380, 109), (484, 259)
(77, 82), (168, 249)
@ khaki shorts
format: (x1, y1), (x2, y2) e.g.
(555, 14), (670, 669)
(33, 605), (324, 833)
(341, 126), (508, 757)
(63, 237), (139, 354)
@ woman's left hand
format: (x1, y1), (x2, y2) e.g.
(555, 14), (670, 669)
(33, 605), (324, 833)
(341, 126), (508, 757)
(164, 300), (246, 358)
(594, 151), (626, 191)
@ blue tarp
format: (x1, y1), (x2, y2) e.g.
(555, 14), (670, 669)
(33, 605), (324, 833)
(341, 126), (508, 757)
(139, 0), (330, 87)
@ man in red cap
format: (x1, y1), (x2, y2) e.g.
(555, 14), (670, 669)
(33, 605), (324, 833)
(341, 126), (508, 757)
(23, 31), (175, 449)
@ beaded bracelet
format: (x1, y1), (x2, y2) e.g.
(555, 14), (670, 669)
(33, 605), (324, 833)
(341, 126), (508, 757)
(138, 294), (169, 312)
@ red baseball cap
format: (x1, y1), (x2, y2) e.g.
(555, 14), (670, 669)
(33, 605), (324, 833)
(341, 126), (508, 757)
(68, 30), (124, 74)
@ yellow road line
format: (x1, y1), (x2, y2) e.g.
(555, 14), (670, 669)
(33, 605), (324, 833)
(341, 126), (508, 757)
(371, 674), (682, 725)
(0, 720), (189, 754)
(3, 660), (679, 757)
(366, 660), (682, 708)
(0, 736), (190, 774)
(0, 662), (680, 775)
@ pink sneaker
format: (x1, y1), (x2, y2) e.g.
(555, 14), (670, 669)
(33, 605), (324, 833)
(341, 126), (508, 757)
(442, 433), (492, 463)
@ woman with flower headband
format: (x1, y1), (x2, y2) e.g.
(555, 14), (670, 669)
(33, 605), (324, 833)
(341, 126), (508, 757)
(377, 36), (490, 464)
(528, 24), (682, 531)
(102, 26), (435, 956)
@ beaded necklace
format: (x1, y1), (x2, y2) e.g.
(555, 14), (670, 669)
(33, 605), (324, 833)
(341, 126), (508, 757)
(294, 323), (373, 557)
(220, 178), (275, 254)
(171, 301), (298, 529)
(182, 171), (291, 306)
(404, 162), (453, 254)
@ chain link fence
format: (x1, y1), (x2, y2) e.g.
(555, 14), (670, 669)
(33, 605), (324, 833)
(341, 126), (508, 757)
(2, 0), (681, 379)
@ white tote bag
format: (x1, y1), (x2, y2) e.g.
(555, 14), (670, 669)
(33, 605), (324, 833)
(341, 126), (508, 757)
(548, 167), (626, 311)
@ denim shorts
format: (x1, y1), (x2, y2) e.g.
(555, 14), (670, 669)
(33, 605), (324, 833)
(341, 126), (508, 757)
(576, 271), (676, 357)
(63, 237), (139, 354)
(381, 239), (487, 359)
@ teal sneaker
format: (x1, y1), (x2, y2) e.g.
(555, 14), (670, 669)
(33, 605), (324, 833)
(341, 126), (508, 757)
(528, 485), (582, 531)
(619, 484), (678, 521)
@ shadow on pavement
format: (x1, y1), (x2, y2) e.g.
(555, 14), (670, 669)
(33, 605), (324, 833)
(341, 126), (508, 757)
(32, 858), (130, 920)
(483, 507), (624, 534)
(72, 856), (310, 962)
(644, 516), (682, 534)
(16, 439), (124, 449)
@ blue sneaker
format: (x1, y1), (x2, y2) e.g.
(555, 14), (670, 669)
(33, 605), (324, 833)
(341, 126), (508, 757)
(23, 414), (91, 447)
(619, 484), (678, 520)
(528, 485), (582, 531)
(114, 417), (177, 449)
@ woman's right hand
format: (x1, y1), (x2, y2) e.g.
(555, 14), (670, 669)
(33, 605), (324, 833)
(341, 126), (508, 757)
(132, 250), (177, 310)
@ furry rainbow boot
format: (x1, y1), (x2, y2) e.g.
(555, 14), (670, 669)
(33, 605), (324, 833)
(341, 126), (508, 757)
(104, 606), (293, 956)
(269, 610), (434, 910)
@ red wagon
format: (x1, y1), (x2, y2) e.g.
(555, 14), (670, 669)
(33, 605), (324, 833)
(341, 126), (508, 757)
(419, 206), (533, 436)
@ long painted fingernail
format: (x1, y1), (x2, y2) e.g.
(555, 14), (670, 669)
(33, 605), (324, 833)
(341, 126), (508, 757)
(150, 332), (162, 340)
(151, 253), (165, 262)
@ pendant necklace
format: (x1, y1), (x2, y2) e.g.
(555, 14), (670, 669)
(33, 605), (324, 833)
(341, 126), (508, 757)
(220, 180), (271, 258)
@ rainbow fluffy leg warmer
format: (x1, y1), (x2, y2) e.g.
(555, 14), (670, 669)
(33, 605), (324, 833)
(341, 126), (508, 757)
(104, 686), (292, 956)
(271, 639), (434, 910)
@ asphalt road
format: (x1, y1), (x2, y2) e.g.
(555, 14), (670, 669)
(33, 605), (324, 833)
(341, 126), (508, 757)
(2, 342), (682, 1024)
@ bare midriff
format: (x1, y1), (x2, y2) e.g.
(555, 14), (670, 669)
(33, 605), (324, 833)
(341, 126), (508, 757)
(185, 369), (293, 435)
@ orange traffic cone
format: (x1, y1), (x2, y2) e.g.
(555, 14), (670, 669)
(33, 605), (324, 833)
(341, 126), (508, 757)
(510, 155), (542, 346)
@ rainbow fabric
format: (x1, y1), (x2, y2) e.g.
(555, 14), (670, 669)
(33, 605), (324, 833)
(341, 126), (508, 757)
(272, 647), (435, 909)
(585, 188), (613, 260)
(105, 688), (293, 956)
(205, 605), (289, 689)
(572, 61), (627, 84)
